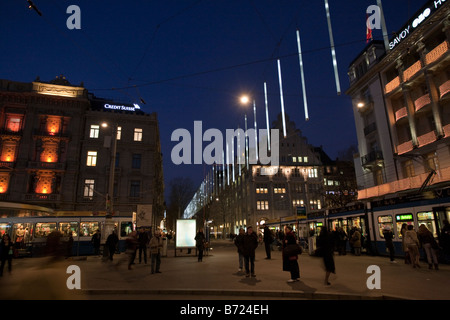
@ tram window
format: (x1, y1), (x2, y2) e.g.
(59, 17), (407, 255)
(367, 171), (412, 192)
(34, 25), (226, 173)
(79, 222), (100, 237)
(12, 223), (32, 244)
(395, 214), (414, 238)
(417, 212), (437, 238)
(59, 222), (79, 237)
(121, 221), (133, 237)
(0, 223), (11, 237)
(378, 215), (394, 238)
(35, 223), (57, 237)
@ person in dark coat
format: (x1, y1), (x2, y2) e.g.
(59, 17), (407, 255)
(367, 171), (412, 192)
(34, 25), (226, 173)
(282, 225), (300, 282)
(91, 229), (101, 256)
(0, 234), (14, 277)
(195, 228), (206, 262)
(234, 228), (245, 271)
(66, 231), (74, 258)
(316, 226), (336, 285)
(105, 230), (119, 261)
(137, 229), (149, 264)
(263, 224), (273, 259)
(382, 226), (396, 263)
(242, 226), (258, 277)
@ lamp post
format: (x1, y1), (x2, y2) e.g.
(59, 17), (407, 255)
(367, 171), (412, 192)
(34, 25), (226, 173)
(101, 122), (118, 241)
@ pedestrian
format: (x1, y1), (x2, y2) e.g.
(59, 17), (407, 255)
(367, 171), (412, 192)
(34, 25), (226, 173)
(234, 228), (245, 272)
(282, 225), (300, 283)
(125, 231), (138, 270)
(404, 225), (420, 268)
(149, 229), (163, 274)
(263, 224), (273, 259)
(400, 223), (411, 264)
(242, 226), (258, 278)
(105, 230), (119, 261)
(440, 219), (450, 263)
(351, 227), (362, 256)
(137, 228), (149, 264)
(66, 231), (74, 258)
(91, 229), (101, 256)
(0, 234), (14, 277)
(418, 224), (439, 270)
(195, 228), (206, 262)
(316, 226), (336, 286)
(337, 227), (347, 255)
(382, 226), (396, 263)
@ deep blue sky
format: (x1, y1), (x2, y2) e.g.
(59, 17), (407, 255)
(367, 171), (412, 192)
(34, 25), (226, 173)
(0, 0), (426, 198)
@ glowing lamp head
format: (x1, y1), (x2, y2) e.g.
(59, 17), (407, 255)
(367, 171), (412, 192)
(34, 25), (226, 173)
(357, 102), (365, 108)
(0, 187), (4, 193)
(101, 122), (108, 128)
(240, 95), (250, 105)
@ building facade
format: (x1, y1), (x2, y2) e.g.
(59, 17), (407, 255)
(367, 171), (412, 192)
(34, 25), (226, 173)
(0, 77), (164, 225)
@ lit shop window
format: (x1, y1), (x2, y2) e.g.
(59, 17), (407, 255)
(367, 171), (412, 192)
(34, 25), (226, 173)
(90, 125), (100, 138)
(134, 128), (143, 141)
(86, 151), (97, 166)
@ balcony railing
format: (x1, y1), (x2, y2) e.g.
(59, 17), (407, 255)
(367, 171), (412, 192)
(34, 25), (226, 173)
(0, 129), (23, 136)
(414, 94), (431, 112)
(395, 107), (408, 122)
(425, 40), (449, 65)
(439, 80), (450, 99)
(28, 161), (66, 171)
(417, 131), (437, 147)
(397, 140), (413, 155)
(385, 76), (400, 94)
(361, 150), (383, 167)
(363, 122), (377, 136)
(443, 124), (450, 138)
(0, 161), (15, 169)
(33, 129), (69, 139)
(403, 60), (422, 82)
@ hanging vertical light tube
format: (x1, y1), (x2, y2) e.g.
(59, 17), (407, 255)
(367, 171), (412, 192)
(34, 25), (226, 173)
(264, 82), (271, 151)
(245, 114), (249, 170)
(222, 149), (225, 190)
(238, 127), (242, 176)
(324, 0), (341, 95)
(253, 100), (258, 162)
(232, 137), (235, 183)
(296, 29), (309, 121)
(277, 59), (287, 138)
(226, 142), (230, 186)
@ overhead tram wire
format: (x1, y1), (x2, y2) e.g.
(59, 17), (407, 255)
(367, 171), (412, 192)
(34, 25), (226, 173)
(91, 36), (369, 93)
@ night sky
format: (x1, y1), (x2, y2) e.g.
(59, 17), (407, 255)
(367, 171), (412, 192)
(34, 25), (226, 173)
(0, 0), (426, 198)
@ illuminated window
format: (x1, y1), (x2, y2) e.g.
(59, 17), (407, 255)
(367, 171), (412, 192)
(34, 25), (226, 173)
(6, 116), (21, 132)
(303, 156), (308, 163)
(84, 179), (95, 198)
(86, 151), (97, 166)
(134, 128), (143, 141)
(90, 125), (100, 138)
(117, 126), (122, 140)
(257, 200), (269, 210)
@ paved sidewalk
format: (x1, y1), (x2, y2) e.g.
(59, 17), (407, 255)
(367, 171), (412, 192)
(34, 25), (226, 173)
(1, 239), (449, 300)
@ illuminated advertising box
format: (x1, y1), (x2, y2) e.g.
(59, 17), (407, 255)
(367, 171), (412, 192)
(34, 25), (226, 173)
(176, 219), (197, 248)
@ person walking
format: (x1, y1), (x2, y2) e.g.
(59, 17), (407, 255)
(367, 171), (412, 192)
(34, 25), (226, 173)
(316, 226), (336, 286)
(66, 231), (74, 259)
(91, 229), (101, 256)
(149, 229), (163, 274)
(242, 226), (258, 277)
(195, 228), (206, 262)
(137, 228), (149, 264)
(336, 227), (347, 255)
(263, 224), (273, 259)
(351, 228), (362, 256)
(440, 219), (450, 264)
(105, 230), (119, 261)
(418, 224), (439, 270)
(234, 228), (245, 272)
(382, 226), (396, 263)
(404, 225), (421, 268)
(400, 223), (411, 264)
(125, 231), (138, 270)
(0, 234), (14, 277)
(282, 225), (300, 283)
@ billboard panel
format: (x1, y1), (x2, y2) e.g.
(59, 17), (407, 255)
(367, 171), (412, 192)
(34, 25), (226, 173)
(136, 204), (152, 227)
(176, 219), (196, 248)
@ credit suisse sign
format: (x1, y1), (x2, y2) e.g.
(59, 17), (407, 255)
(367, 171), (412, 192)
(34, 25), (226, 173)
(389, 0), (446, 50)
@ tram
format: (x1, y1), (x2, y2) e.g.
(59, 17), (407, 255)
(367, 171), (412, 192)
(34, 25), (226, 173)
(265, 196), (450, 259)
(0, 202), (135, 257)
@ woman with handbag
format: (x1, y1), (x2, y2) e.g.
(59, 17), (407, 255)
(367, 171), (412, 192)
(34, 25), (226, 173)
(418, 224), (439, 270)
(404, 225), (421, 268)
(282, 225), (300, 283)
(0, 234), (14, 277)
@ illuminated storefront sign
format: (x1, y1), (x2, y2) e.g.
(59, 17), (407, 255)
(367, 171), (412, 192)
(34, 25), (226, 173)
(389, 0), (446, 50)
(103, 103), (140, 112)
